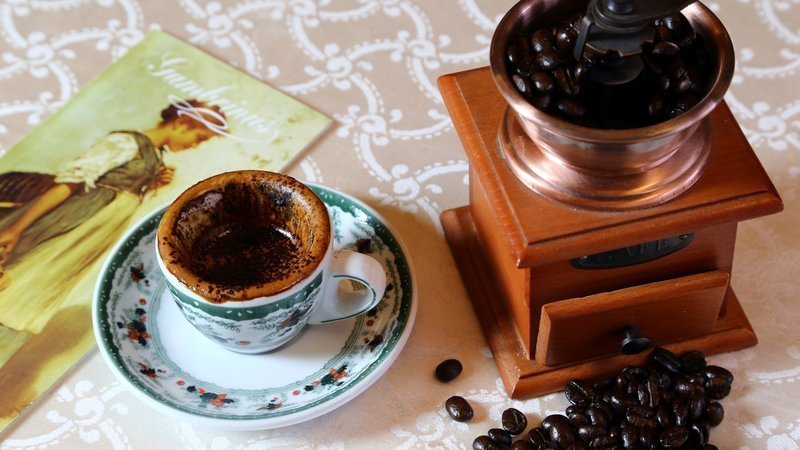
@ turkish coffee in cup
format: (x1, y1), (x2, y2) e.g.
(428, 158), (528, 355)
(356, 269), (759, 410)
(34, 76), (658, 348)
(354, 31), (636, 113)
(156, 170), (387, 353)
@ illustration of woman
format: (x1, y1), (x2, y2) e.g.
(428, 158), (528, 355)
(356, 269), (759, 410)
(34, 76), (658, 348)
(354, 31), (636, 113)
(0, 99), (224, 334)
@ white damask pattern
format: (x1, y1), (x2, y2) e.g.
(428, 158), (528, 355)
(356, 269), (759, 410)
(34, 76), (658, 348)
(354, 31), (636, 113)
(1, 0), (799, 448)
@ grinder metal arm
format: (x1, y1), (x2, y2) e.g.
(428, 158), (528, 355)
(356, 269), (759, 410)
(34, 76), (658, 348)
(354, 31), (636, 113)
(574, 0), (698, 85)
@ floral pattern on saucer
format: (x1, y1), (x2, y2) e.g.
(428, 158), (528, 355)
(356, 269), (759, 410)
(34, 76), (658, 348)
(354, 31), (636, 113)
(94, 184), (415, 426)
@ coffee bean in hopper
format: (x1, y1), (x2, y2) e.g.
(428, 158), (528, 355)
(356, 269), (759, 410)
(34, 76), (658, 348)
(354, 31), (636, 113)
(435, 359), (463, 382)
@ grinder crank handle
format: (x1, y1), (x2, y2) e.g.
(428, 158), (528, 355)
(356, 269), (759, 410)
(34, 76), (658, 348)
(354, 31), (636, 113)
(588, 0), (699, 31)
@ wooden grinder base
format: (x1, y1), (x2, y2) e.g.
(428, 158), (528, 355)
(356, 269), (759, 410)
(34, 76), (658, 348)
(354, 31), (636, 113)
(439, 68), (783, 398)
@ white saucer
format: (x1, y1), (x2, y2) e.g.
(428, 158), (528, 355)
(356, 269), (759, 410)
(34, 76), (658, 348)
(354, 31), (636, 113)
(92, 184), (416, 430)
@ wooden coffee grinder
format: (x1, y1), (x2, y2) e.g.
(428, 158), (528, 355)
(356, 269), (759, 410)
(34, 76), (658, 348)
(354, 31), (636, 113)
(440, 0), (783, 397)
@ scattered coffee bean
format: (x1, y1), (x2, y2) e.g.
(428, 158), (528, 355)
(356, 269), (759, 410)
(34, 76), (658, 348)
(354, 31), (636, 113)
(565, 379), (596, 407)
(435, 359), (463, 382)
(502, 407), (528, 435)
(470, 348), (733, 449)
(542, 414), (576, 447)
(660, 425), (690, 448)
(445, 396), (473, 422)
(527, 426), (549, 445)
(488, 428), (512, 446)
(511, 440), (535, 450)
(704, 365), (734, 385)
(472, 435), (498, 450)
(705, 402), (724, 426)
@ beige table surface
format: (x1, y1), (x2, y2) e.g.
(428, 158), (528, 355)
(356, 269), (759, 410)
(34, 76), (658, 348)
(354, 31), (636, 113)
(1, 1), (798, 448)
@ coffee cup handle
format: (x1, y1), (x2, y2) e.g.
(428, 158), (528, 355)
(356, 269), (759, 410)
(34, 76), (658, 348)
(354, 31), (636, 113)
(307, 250), (387, 325)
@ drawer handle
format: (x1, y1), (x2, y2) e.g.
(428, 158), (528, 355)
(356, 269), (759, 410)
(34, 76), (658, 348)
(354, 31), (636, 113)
(620, 324), (651, 355)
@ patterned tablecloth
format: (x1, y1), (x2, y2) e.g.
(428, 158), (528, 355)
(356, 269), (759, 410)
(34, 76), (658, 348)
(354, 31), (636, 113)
(1, 1), (798, 448)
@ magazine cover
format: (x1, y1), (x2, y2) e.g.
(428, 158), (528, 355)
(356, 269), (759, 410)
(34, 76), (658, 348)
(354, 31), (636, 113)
(0, 31), (331, 431)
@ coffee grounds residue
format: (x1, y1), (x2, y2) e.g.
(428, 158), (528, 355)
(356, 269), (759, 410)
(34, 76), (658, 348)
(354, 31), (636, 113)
(190, 221), (300, 287)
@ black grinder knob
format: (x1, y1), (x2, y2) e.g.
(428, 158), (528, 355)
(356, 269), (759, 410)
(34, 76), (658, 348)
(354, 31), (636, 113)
(620, 324), (651, 355)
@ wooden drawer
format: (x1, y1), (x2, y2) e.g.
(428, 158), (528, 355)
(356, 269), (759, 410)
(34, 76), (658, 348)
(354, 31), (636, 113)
(535, 270), (729, 366)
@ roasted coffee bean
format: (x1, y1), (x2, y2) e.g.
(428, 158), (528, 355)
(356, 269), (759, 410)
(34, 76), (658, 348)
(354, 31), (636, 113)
(515, 58), (537, 77)
(704, 366), (734, 385)
(660, 14), (684, 34)
(639, 425), (656, 448)
(445, 396), (473, 422)
(706, 377), (732, 400)
(588, 435), (617, 448)
(621, 425), (640, 449)
(669, 95), (696, 118)
(473, 435), (499, 450)
(705, 402), (724, 426)
(649, 348), (682, 374)
(673, 397), (689, 426)
(536, 49), (563, 70)
(652, 41), (681, 57)
(625, 409), (658, 429)
(627, 404), (656, 418)
(625, 379), (641, 396)
(569, 412), (590, 427)
(511, 440), (535, 450)
(528, 427), (549, 445)
(608, 391), (638, 412)
(585, 406), (608, 429)
(566, 380), (596, 407)
(622, 366), (650, 382)
(637, 382), (651, 407)
(689, 421), (711, 446)
(556, 99), (586, 118)
(530, 94), (553, 111)
(595, 401), (616, 425)
(502, 408), (528, 435)
(578, 425), (606, 443)
(572, 63), (589, 86)
(656, 405), (673, 428)
(672, 74), (693, 94)
(435, 359), (463, 382)
(688, 386), (707, 420)
(542, 414), (577, 447)
(513, 75), (533, 97)
(672, 375), (694, 396)
(531, 30), (555, 53)
(659, 425), (689, 448)
(555, 26), (576, 51)
(647, 96), (667, 119)
(554, 67), (577, 96)
(669, 58), (689, 79)
(655, 74), (671, 92)
(488, 428), (513, 446)
(531, 71), (555, 93)
(680, 350), (707, 372)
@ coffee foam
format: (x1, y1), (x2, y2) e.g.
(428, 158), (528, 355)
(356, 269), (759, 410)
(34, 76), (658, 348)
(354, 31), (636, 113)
(157, 171), (331, 303)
